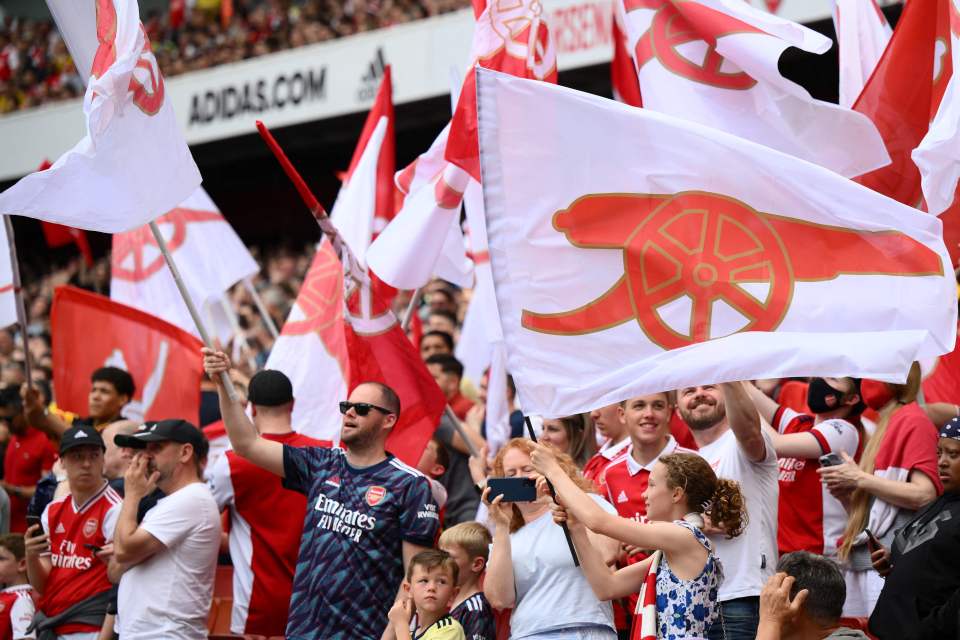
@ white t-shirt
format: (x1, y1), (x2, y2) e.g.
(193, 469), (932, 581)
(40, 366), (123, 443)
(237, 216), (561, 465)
(117, 482), (222, 639)
(508, 494), (617, 638)
(698, 429), (779, 602)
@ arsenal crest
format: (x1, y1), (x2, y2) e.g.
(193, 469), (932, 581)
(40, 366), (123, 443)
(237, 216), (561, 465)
(365, 486), (387, 507)
(83, 517), (98, 539)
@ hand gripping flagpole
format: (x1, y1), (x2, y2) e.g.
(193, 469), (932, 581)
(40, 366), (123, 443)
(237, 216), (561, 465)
(147, 221), (238, 401)
(525, 415), (580, 566)
(255, 120), (482, 459)
(3, 216), (32, 390)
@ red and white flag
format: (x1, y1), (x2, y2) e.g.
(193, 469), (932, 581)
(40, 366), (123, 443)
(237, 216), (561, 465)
(266, 239), (447, 465)
(110, 187), (258, 340)
(367, 0), (557, 290)
(476, 69), (955, 417)
(265, 241), (350, 442)
(0, 0), (199, 232)
(914, 0), (960, 217)
(0, 221), (17, 331)
(612, 0), (643, 106)
(32, 161), (95, 267)
(619, 0), (888, 178)
(330, 66), (396, 267)
(833, 0), (891, 109)
(50, 285), (204, 424)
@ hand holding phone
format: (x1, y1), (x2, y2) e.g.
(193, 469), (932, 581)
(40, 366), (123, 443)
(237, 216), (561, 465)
(864, 528), (881, 554)
(819, 453), (844, 467)
(24, 515), (42, 536)
(486, 477), (538, 503)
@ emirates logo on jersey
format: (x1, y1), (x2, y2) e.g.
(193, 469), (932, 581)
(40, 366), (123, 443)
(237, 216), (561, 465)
(83, 518), (98, 539)
(365, 486), (387, 507)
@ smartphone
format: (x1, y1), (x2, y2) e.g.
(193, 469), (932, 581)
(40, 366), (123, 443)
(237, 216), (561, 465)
(864, 528), (881, 554)
(819, 452), (844, 467)
(83, 543), (103, 553)
(24, 515), (42, 536)
(487, 478), (538, 503)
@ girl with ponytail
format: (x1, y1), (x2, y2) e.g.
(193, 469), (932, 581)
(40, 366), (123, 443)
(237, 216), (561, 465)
(530, 444), (746, 640)
(819, 362), (940, 618)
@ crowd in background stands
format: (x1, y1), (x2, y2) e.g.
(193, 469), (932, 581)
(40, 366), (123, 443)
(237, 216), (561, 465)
(0, 0), (470, 115)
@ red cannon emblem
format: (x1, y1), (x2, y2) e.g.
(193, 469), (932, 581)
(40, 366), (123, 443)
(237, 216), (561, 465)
(521, 191), (942, 350)
(625, 0), (762, 90)
(112, 208), (222, 282)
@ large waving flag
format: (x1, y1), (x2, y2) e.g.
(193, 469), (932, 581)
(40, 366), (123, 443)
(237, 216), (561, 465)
(0, 0), (200, 232)
(833, 0), (892, 109)
(51, 286), (204, 424)
(110, 187), (258, 341)
(367, 0), (557, 290)
(618, 0), (888, 178)
(476, 69), (955, 417)
(329, 66), (396, 267)
(0, 221), (18, 331)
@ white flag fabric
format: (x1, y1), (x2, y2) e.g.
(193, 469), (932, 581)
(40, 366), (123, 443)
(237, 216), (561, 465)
(265, 241), (349, 441)
(0, 221), (18, 330)
(330, 117), (389, 268)
(367, 126), (473, 288)
(620, 0), (888, 178)
(832, 0), (892, 109)
(913, 0), (960, 217)
(0, 0), (200, 232)
(477, 69), (956, 418)
(111, 187), (258, 341)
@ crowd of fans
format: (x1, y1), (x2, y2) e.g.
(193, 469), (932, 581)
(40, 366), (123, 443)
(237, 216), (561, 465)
(0, 239), (953, 640)
(0, 0), (469, 115)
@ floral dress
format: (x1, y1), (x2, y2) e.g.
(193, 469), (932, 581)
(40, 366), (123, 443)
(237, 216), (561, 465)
(654, 520), (723, 639)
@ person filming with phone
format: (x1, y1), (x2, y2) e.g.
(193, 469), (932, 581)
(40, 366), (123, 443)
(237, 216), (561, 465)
(481, 438), (620, 640)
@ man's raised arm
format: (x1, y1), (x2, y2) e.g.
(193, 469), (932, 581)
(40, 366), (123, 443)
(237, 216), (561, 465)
(201, 348), (284, 477)
(721, 381), (767, 462)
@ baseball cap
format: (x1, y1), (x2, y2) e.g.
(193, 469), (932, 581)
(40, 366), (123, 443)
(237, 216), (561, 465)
(60, 426), (106, 455)
(247, 369), (294, 407)
(114, 419), (205, 451)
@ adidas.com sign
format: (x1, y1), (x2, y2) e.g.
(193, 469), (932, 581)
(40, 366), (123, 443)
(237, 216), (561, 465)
(357, 48), (387, 102)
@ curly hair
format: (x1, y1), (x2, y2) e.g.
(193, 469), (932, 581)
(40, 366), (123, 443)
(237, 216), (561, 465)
(491, 438), (595, 533)
(659, 452), (747, 539)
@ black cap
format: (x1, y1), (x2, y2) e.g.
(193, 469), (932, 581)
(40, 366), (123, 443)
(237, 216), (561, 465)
(247, 369), (294, 407)
(60, 425), (106, 455)
(114, 419), (204, 451)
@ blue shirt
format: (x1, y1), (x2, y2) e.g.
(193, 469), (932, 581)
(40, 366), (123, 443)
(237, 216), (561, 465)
(282, 446), (439, 639)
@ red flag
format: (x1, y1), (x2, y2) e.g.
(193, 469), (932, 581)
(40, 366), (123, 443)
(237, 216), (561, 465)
(923, 328), (960, 404)
(611, 4), (642, 107)
(50, 285), (203, 424)
(221, 0), (233, 28)
(35, 161), (93, 267)
(169, 0), (185, 29)
(853, 0), (941, 207)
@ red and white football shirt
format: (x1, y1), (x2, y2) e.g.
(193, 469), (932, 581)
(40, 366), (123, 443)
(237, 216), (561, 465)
(582, 437), (630, 486)
(0, 584), (36, 640)
(773, 406), (861, 556)
(40, 483), (120, 636)
(208, 431), (330, 637)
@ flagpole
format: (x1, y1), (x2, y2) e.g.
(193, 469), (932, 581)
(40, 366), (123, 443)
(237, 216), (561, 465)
(219, 297), (259, 372)
(524, 415), (580, 566)
(148, 221), (238, 401)
(243, 278), (280, 339)
(3, 216), (32, 390)
(257, 121), (488, 459)
(400, 287), (422, 331)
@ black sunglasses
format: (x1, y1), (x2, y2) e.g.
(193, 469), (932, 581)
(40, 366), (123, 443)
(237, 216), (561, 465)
(339, 401), (393, 417)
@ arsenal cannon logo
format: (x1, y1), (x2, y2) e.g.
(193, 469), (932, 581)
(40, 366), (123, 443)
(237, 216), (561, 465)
(521, 191), (942, 350)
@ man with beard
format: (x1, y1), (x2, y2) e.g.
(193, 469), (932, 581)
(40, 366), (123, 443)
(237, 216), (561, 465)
(111, 420), (221, 639)
(202, 348), (439, 640)
(677, 382), (779, 640)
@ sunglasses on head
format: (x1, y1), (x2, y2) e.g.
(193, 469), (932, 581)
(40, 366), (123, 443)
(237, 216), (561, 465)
(339, 401), (393, 417)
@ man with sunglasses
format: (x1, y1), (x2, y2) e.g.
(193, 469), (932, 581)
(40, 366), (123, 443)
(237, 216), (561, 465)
(202, 348), (440, 640)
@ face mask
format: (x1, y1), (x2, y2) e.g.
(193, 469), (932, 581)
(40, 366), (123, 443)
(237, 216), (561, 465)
(860, 379), (894, 411)
(806, 378), (844, 414)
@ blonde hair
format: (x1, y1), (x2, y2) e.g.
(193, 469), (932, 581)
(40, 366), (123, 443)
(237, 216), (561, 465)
(491, 438), (595, 533)
(837, 363), (921, 561)
(439, 521), (492, 563)
(660, 453), (747, 538)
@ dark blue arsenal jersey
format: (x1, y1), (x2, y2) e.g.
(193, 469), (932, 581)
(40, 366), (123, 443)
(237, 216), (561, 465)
(282, 445), (439, 639)
(451, 592), (496, 640)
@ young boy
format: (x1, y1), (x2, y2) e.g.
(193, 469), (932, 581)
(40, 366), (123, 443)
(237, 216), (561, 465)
(438, 523), (496, 640)
(388, 550), (465, 640)
(0, 534), (36, 640)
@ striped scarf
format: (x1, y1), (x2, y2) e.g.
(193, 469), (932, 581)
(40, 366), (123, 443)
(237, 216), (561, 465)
(632, 549), (662, 640)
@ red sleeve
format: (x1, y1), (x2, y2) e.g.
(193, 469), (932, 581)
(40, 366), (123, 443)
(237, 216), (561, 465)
(41, 439), (57, 472)
(670, 411), (698, 451)
(891, 407), (943, 494)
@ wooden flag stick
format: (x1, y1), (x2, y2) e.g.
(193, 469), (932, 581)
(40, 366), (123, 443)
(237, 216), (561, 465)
(524, 415), (580, 566)
(3, 216), (32, 389)
(148, 221), (238, 401)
